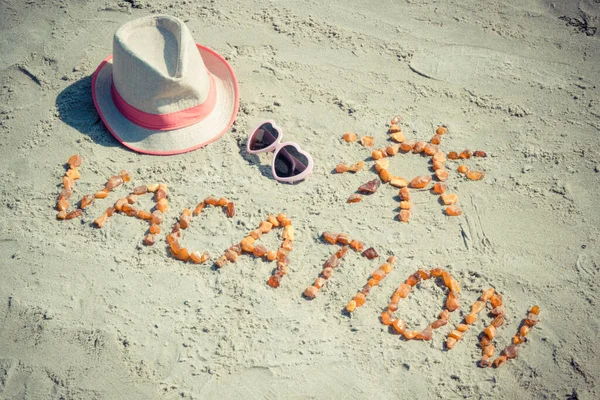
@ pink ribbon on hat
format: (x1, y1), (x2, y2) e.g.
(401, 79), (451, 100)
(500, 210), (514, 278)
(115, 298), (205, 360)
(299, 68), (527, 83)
(110, 74), (217, 131)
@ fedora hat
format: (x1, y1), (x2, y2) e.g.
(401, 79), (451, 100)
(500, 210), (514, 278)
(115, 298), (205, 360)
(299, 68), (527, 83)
(92, 15), (239, 155)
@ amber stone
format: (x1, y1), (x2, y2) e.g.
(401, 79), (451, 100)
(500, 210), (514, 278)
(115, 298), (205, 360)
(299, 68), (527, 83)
(379, 168), (392, 183)
(156, 198), (168, 213)
(446, 292), (460, 311)
(66, 209), (82, 219)
(304, 286), (319, 299)
(361, 247), (378, 259)
(525, 313), (539, 327)
(105, 176), (123, 191)
(372, 150), (384, 160)
(95, 190), (109, 199)
(126, 194), (138, 204)
(155, 189), (168, 202)
(277, 213), (292, 227)
(399, 209), (410, 222)
(397, 283), (411, 298)
(530, 305), (540, 315)
(471, 301), (485, 314)
(381, 311), (394, 326)
(266, 250), (277, 261)
(336, 163), (349, 173)
(491, 293), (503, 308)
(56, 211), (67, 220)
(120, 170), (131, 182)
(457, 165), (469, 174)
(415, 326), (433, 341)
(66, 168), (80, 180)
(58, 188), (72, 201)
(448, 330), (462, 340)
(336, 233), (350, 245)
(386, 144), (400, 156)
(360, 136), (375, 147)
(391, 115), (401, 125)
(400, 140), (416, 152)
(492, 315), (505, 328)
(459, 149), (472, 159)
(409, 175), (432, 189)
(503, 344), (519, 359)
(436, 126), (448, 135)
(68, 154), (82, 168)
(204, 196), (218, 206)
(399, 187), (410, 201)
(484, 325), (497, 339)
(441, 193), (458, 205)
(390, 177), (409, 188)
(372, 269), (386, 280)
(389, 124), (401, 134)
(314, 277), (326, 289)
(435, 169), (449, 181)
(347, 194), (363, 203)
(473, 150), (487, 157)
(349, 240), (364, 252)
(493, 355), (507, 368)
(457, 324), (469, 333)
(392, 319), (407, 334)
(57, 198), (69, 211)
(446, 337), (457, 350)
(478, 357), (492, 368)
(399, 201), (411, 210)
(467, 170), (485, 181)
(431, 319), (448, 329)
(348, 160), (365, 172)
(430, 134), (442, 145)
(223, 201), (234, 217)
(381, 263), (393, 274)
(149, 224), (161, 234)
(406, 274), (419, 287)
(445, 205), (462, 216)
(322, 232), (338, 244)
(151, 210), (164, 225)
(343, 132), (358, 142)
(224, 249), (238, 263)
(335, 246), (348, 258)
(412, 141), (426, 153)
(403, 331), (418, 340)
(358, 179), (380, 194)
(345, 300), (357, 312)
(193, 202), (205, 216)
(94, 213), (108, 228)
(433, 182), (446, 194)
(391, 132), (406, 143)
(144, 234), (156, 246)
(447, 151), (460, 160)
(423, 143), (438, 156)
(465, 313), (477, 324)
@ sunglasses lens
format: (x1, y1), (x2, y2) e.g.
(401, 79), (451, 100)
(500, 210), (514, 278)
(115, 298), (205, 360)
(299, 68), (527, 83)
(249, 123), (279, 151)
(274, 145), (309, 179)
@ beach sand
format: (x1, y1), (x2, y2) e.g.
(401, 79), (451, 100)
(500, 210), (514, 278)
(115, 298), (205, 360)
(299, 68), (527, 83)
(1, 0), (599, 398)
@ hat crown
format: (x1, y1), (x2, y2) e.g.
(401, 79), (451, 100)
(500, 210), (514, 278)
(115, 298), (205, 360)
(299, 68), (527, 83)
(112, 15), (210, 115)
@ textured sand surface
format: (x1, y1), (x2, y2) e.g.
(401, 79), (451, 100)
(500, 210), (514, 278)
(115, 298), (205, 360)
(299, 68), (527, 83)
(1, 0), (599, 398)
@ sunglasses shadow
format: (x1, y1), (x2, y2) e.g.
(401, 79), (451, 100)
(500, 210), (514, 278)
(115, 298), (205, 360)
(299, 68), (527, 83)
(239, 147), (275, 180)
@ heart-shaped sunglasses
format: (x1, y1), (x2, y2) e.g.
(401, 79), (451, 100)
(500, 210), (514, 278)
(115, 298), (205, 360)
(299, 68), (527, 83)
(246, 121), (314, 183)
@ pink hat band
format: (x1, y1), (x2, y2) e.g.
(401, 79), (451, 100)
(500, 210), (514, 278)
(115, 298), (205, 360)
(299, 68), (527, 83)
(110, 67), (217, 131)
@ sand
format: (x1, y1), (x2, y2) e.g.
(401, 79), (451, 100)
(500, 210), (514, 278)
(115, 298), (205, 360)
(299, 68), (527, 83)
(1, 0), (599, 398)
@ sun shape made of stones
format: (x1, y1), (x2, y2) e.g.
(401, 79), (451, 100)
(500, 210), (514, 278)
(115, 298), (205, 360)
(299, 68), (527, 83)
(337, 116), (489, 222)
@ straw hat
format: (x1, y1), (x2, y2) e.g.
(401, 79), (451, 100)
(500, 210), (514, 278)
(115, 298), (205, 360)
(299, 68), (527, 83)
(92, 15), (239, 155)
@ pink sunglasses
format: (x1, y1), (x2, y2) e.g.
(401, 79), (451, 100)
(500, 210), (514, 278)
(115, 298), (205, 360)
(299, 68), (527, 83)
(246, 120), (314, 183)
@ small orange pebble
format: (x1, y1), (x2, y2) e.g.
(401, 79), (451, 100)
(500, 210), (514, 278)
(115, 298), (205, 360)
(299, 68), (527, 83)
(465, 313), (477, 324)
(494, 355), (507, 368)
(151, 210), (163, 225)
(445, 205), (462, 216)
(430, 134), (442, 145)
(335, 163), (349, 173)
(65, 208), (83, 219)
(390, 177), (408, 188)
(156, 198), (168, 213)
(513, 335), (524, 344)
(392, 319), (407, 334)
(343, 132), (358, 142)
(412, 141), (426, 153)
(226, 201), (235, 217)
(484, 325), (497, 339)
(354, 292), (366, 306)
(204, 196), (218, 206)
(95, 190), (109, 199)
(56, 211), (67, 220)
(457, 323), (469, 332)
(530, 305), (540, 315)
(105, 176), (123, 191)
(389, 124), (401, 134)
(371, 150), (384, 160)
(471, 301), (485, 314)
(267, 214), (280, 227)
(478, 356), (492, 369)
(432, 151), (447, 163)
(362, 247), (378, 259)
(63, 176), (75, 191)
(457, 165), (469, 174)
(446, 337), (457, 350)
(348, 160), (365, 172)
(435, 169), (449, 181)
(483, 345), (495, 358)
(266, 250), (277, 261)
(519, 325), (530, 337)
(322, 232), (338, 244)
(397, 283), (411, 298)
(145, 183), (158, 192)
(381, 311), (394, 326)
(379, 168), (392, 183)
(447, 151), (460, 160)
(367, 278), (379, 287)
(436, 126), (448, 135)
(381, 263), (393, 274)
(459, 149), (472, 159)
(57, 198), (69, 212)
(214, 255), (228, 268)
(399, 201), (411, 210)
(66, 168), (80, 180)
(446, 291), (460, 311)
(480, 288), (495, 301)
(399, 209), (410, 222)
(252, 244), (267, 257)
(304, 286), (319, 299)
(283, 225), (294, 241)
(94, 213), (108, 228)
(347, 194), (362, 203)
(225, 249), (238, 263)
(391, 115), (401, 125)
(190, 251), (209, 264)
(439, 309), (450, 320)
(331, 234), (348, 246)
(267, 275), (281, 288)
(432, 182), (447, 194)
(360, 136), (375, 147)
(192, 202), (205, 216)
(155, 189), (168, 202)
(314, 277), (326, 289)
(372, 269), (386, 281)
(80, 195), (94, 209)
(398, 187), (410, 201)
(403, 330), (419, 340)
(424, 143), (438, 156)
(386, 144), (400, 156)
(346, 300), (357, 312)
(473, 150), (487, 157)
(249, 229), (261, 240)
(399, 140), (416, 152)
(406, 273), (419, 287)
(432, 160), (445, 171)
(144, 234), (156, 246)
(467, 170), (485, 181)
(491, 293), (503, 308)
(448, 330), (463, 340)
(121, 204), (137, 217)
(240, 236), (256, 249)
(126, 194), (138, 204)
(374, 159), (390, 172)
(349, 240), (364, 252)
(258, 221), (273, 233)
(390, 132), (406, 143)
(492, 315), (505, 328)
(120, 170), (131, 182)
(216, 197), (228, 207)
(409, 175), (432, 189)
(277, 213), (292, 226)
(149, 224), (161, 234)
(448, 278), (460, 293)
(67, 154), (82, 168)
(503, 344), (519, 359)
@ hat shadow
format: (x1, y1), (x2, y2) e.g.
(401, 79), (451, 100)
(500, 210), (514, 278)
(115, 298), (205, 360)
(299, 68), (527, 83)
(55, 75), (121, 148)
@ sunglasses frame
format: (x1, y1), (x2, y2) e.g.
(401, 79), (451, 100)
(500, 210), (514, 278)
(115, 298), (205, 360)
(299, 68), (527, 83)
(247, 120), (314, 183)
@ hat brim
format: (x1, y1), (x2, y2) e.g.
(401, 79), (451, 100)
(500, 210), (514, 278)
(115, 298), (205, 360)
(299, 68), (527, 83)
(92, 44), (239, 155)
